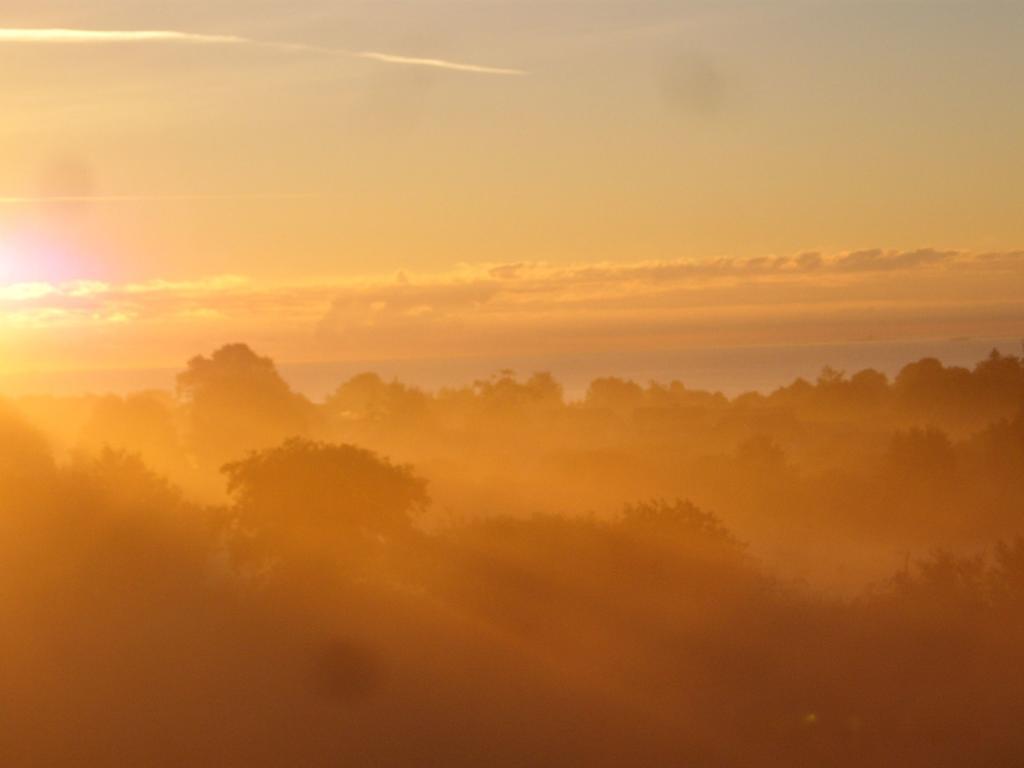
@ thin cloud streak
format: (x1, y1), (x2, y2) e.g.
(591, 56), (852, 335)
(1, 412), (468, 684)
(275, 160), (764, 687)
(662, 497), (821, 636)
(355, 51), (526, 76)
(0, 194), (316, 205)
(0, 29), (246, 44)
(0, 28), (527, 76)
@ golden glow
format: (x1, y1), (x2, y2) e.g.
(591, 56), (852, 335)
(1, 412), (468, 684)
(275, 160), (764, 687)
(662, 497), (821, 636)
(0, 2), (1022, 759)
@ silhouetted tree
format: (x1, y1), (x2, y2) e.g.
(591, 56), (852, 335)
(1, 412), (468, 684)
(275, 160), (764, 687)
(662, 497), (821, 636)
(324, 372), (430, 425)
(177, 344), (313, 470)
(223, 438), (427, 568)
(585, 377), (646, 414)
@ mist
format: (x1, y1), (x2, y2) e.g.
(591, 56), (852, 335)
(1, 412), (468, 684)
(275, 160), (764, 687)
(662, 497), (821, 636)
(3, 343), (1024, 765)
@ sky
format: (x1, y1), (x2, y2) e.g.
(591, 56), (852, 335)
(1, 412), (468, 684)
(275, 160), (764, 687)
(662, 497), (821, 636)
(0, 0), (1022, 380)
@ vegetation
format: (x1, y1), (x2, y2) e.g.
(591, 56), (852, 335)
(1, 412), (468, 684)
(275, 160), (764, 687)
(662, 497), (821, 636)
(3, 345), (1024, 765)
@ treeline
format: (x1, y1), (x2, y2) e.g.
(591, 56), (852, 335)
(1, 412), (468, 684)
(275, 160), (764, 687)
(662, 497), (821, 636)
(14, 344), (1024, 585)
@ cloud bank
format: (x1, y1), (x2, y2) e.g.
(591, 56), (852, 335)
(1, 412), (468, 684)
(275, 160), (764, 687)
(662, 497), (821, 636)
(1, 250), (1023, 372)
(0, 28), (527, 76)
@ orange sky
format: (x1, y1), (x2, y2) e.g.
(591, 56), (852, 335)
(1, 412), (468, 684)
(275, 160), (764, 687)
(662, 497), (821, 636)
(1, 1), (1022, 375)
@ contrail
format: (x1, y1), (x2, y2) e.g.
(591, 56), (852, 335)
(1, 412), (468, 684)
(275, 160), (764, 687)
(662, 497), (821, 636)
(0, 28), (527, 75)
(354, 51), (525, 76)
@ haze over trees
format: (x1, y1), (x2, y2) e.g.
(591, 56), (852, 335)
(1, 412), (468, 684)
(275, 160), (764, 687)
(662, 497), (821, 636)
(3, 343), (1024, 765)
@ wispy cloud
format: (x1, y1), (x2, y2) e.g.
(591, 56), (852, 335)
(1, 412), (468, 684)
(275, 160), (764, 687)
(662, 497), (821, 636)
(0, 193), (315, 205)
(0, 29), (245, 44)
(1, 251), (1023, 365)
(0, 28), (527, 76)
(354, 51), (526, 76)
(314, 251), (1024, 352)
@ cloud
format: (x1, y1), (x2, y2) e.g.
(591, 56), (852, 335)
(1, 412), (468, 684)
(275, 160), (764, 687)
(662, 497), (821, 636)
(0, 29), (246, 44)
(835, 249), (956, 272)
(0, 28), (527, 76)
(0, 193), (315, 205)
(354, 51), (526, 76)
(314, 250), (1024, 356)
(1, 251), (1023, 370)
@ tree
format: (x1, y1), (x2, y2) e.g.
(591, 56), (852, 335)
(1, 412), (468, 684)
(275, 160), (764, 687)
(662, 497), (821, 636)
(585, 377), (646, 414)
(886, 427), (957, 481)
(894, 357), (972, 423)
(177, 344), (313, 470)
(222, 438), (428, 567)
(324, 372), (429, 425)
(621, 499), (745, 561)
